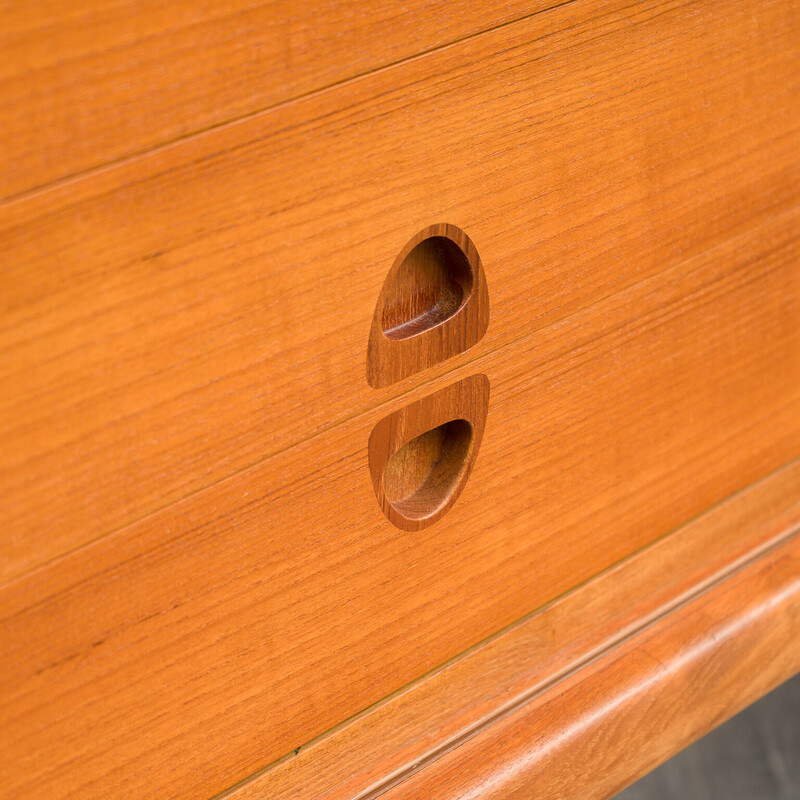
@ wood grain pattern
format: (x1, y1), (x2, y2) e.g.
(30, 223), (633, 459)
(0, 0), (553, 200)
(367, 224), (490, 387)
(2, 2), (800, 798)
(229, 459), (800, 800)
(1, 207), (799, 800)
(376, 532), (800, 800)
(2, 0), (798, 583)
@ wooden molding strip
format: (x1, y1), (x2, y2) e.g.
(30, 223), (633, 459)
(377, 530), (800, 800)
(224, 459), (800, 799)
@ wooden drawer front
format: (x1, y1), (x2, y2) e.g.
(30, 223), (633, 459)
(3, 0), (798, 582)
(0, 0), (552, 200)
(1, 0), (799, 798)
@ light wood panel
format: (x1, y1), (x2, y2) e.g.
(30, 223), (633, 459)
(230, 460), (800, 800)
(2, 0), (799, 582)
(0, 0), (549, 200)
(377, 531), (800, 800)
(1, 207), (799, 799)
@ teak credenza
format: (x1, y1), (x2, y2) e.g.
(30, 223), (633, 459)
(1, 1), (799, 798)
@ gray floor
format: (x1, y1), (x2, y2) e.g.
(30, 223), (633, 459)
(616, 673), (800, 800)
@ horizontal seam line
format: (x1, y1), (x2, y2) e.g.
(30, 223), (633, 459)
(2, 197), (798, 593)
(211, 461), (800, 799)
(0, 0), (580, 208)
(359, 524), (800, 800)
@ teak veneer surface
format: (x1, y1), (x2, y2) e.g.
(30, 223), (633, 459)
(231, 460), (800, 800)
(2, 0), (799, 582)
(1, 208), (799, 799)
(0, 0), (553, 200)
(1, 1), (799, 799)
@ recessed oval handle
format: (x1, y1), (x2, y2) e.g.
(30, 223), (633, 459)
(384, 418), (473, 520)
(368, 374), (489, 530)
(381, 236), (474, 340)
(367, 224), (489, 387)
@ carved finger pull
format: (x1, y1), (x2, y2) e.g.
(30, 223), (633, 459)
(366, 225), (490, 530)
